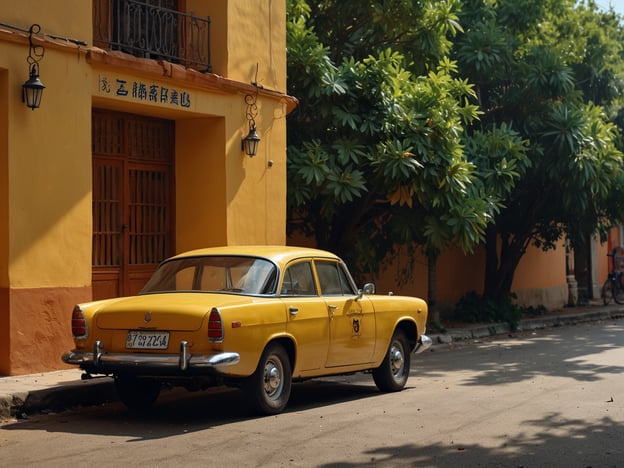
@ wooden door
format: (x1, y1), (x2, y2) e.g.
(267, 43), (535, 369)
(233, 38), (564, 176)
(92, 110), (174, 300)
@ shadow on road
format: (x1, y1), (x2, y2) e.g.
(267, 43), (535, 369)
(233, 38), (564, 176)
(318, 413), (623, 467)
(416, 321), (624, 387)
(0, 378), (381, 440)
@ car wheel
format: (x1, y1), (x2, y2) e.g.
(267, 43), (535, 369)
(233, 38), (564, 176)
(243, 343), (292, 415)
(114, 375), (161, 411)
(372, 329), (410, 392)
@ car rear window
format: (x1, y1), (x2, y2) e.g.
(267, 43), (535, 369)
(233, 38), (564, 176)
(141, 256), (278, 295)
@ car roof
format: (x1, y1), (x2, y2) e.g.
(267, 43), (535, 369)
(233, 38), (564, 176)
(170, 245), (341, 269)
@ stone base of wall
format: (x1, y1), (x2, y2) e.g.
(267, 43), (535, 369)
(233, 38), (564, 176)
(429, 285), (570, 324)
(513, 285), (568, 311)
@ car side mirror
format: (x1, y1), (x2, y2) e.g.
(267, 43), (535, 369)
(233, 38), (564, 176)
(357, 282), (375, 301)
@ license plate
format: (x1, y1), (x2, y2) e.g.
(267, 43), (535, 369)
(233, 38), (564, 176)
(126, 331), (170, 349)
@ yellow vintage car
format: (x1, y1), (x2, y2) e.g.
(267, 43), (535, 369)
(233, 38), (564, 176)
(62, 246), (431, 415)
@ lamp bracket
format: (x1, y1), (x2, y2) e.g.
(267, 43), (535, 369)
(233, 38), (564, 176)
(26, 24), (44, 76)
(241, 64), (262, 156)
(245, 88), (259, 130)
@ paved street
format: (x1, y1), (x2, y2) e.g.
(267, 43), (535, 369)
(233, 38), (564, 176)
(1, 319), (622, 467)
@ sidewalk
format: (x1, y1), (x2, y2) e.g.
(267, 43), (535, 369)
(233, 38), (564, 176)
(2, 303), (623, 421)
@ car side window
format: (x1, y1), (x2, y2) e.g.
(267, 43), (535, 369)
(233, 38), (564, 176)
(316, 261), (355, 295)
(281, 261), (317, 296)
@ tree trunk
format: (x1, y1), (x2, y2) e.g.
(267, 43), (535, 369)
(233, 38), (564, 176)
(484, 227), (528, 302)
(427, 250), (440, 324)
(483, 225), (499, 299)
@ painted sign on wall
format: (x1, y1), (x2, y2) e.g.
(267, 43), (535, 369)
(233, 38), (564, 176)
(98, 75), (192, 109)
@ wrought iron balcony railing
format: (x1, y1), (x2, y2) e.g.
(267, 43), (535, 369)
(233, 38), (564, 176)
(93, 0), (211, 72)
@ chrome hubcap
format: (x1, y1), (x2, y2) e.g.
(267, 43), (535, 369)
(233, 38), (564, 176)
(263, 359), (283, 398)
(389, 343), (404, 376)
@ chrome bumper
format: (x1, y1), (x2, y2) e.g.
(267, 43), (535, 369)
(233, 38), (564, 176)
(414, 334), (432, 354)
(62, 340), (240, 372)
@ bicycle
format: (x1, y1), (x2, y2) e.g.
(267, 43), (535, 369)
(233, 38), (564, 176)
(601, 248), (624, 305)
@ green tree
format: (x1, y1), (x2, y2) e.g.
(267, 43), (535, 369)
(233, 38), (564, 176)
(454, 0), (624, 301)
(286, 0), (527, 314)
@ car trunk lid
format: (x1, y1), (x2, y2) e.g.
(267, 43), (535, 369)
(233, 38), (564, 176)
(94, 293), (254, 331)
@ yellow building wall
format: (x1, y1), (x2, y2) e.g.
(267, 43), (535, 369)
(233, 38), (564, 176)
(188, 0), (287, 92)
(0, 69), (8, 285)
(1, 4), (92, 287)
(228, 0), (287, 92)
(222, 0), (288, 245)
(0, 0), (90, 40)
(225, 95), (288, 246)
(1, 2), (93, 374)
(187, 1), (228, 77)
(0, 0), (292, 375)
(176, 117), (229, 251)
(0, 69), (8, 369)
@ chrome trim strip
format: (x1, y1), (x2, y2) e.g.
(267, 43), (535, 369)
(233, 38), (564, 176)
(179, 340), (190, 371)
(62, 346), (240, 370)
(94, 340), (103, 366)
(414, 334), (432, 354)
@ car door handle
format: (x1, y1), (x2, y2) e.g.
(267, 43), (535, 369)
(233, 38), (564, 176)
(288, 306), (299, 316)
(327, 305), (337, 319)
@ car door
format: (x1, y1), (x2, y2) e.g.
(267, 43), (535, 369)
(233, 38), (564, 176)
(281, 260), (330, 373)
(316, 260), (376, 367)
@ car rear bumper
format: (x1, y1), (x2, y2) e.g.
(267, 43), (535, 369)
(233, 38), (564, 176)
(414, 334), (432, 354)
(62, 340), (240, 374)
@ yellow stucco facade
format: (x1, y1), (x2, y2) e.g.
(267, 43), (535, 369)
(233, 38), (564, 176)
(0, 0), (296, 375)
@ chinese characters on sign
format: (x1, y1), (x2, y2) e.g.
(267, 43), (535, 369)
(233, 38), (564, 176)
(98, 75), (192, 109)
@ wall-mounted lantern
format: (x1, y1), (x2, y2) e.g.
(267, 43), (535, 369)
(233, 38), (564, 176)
(22, 24), (45, 110)
(242, 87), (261, 157)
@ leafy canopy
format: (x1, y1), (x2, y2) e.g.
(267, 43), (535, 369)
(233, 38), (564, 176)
(453, 0), (624, 299)
(286, 0), (527, 278)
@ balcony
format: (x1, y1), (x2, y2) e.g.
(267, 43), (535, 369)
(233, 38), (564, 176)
(93, 0), (211, 73)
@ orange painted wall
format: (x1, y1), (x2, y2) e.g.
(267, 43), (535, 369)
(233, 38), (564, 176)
(513, 243), (567, 289)
(3, 287), (91, 375)
(365, 241), (568, 312)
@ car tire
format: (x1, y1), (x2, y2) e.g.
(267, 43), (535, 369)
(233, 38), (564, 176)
(243, 343), (292, 415)
(115, 375), (161, 411)
(372, 329), (410, 392)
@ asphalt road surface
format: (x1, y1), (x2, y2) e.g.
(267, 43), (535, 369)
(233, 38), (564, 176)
(1, 319), (622, 467)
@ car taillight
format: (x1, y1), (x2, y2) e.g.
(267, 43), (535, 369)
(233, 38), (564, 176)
(208, 308), (224, 342)
(71, 305), (87, 338)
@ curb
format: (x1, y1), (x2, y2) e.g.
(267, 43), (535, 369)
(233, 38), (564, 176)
(21, 377), (117, 416)
(1, 375), (116, 421)
(428, 308), (624, 345)
(2, 307), (623, 421)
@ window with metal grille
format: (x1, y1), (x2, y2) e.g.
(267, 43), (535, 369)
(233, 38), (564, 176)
(93, 0), (211, 72)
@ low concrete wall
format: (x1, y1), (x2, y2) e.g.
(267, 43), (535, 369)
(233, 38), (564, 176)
(513, 285), (568, 310)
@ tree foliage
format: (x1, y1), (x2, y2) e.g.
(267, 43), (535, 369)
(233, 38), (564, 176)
(286, 0), (624, 310)
(286, 0), (526, 286)
(453, 0), (624, 300)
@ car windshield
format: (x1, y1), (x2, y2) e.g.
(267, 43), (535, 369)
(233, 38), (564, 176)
(141, 255), (278, 295)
